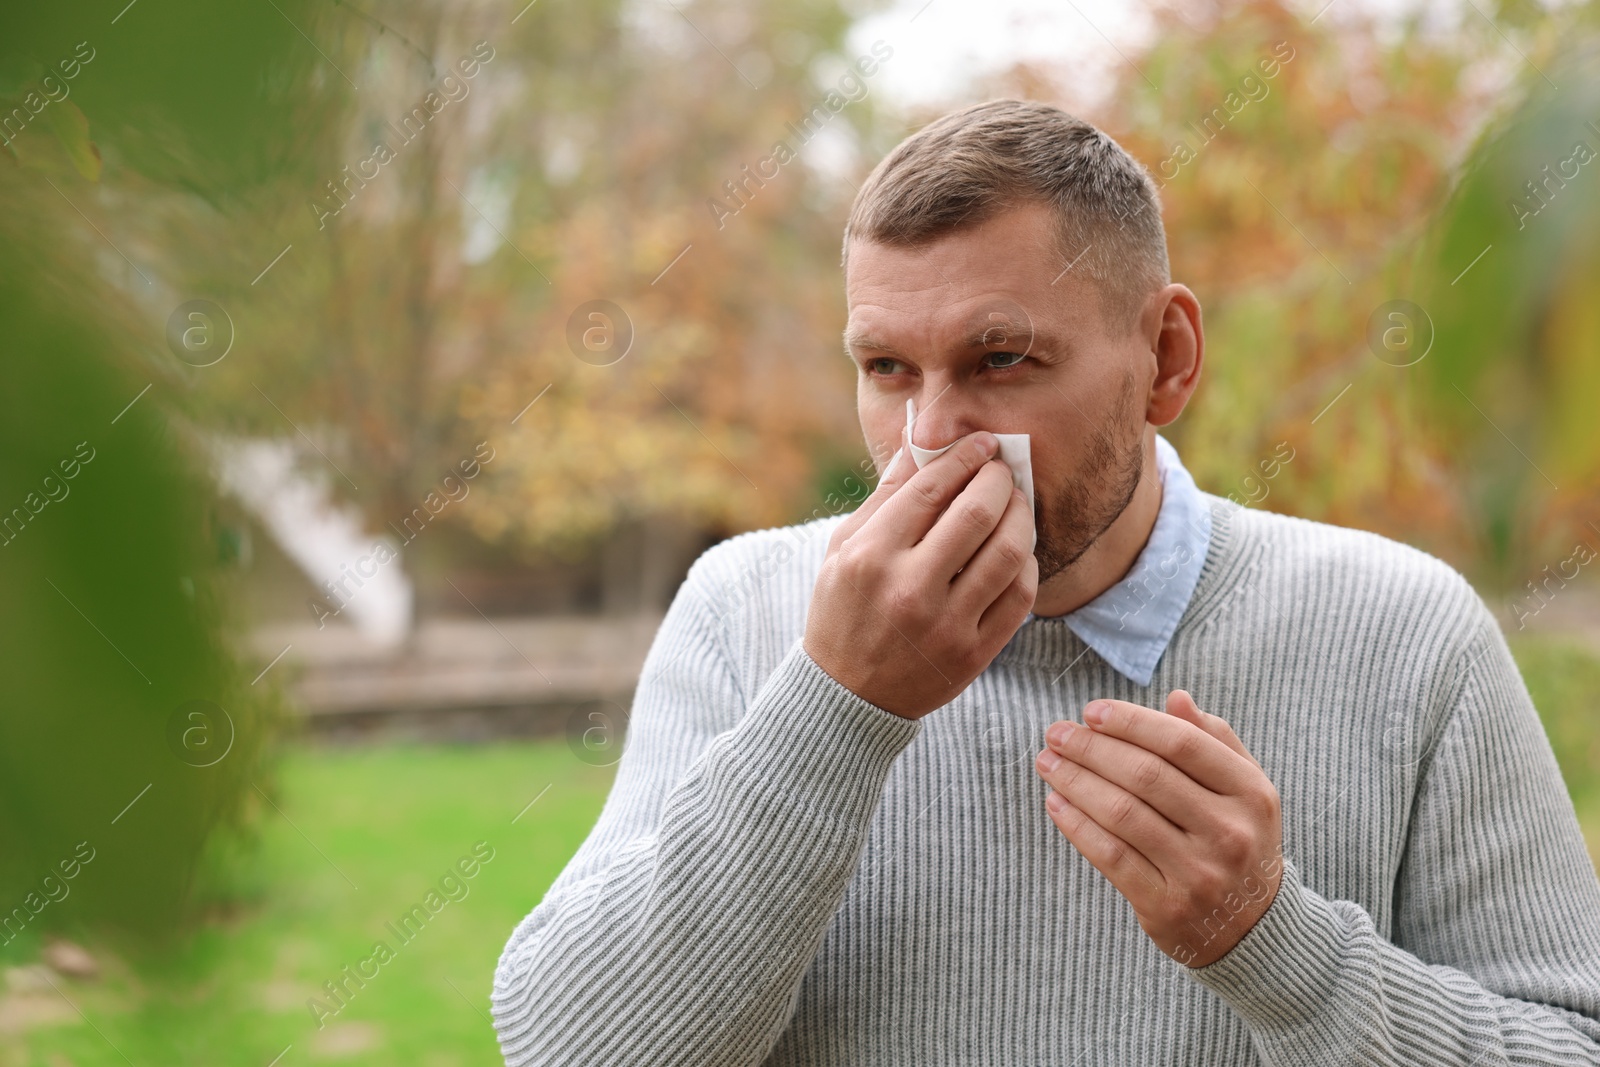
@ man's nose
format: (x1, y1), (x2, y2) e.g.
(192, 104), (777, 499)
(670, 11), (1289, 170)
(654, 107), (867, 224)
(907, 391), (981, 452)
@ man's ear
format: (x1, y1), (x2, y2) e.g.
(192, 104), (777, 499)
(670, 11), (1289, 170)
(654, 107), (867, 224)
(1145, 283), (1202, 428)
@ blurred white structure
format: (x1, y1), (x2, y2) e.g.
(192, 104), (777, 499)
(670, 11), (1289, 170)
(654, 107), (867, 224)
(214, 437), (413, 648)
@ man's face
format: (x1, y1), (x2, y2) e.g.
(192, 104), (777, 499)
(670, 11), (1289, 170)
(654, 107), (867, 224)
(844, 201), (1154, 584)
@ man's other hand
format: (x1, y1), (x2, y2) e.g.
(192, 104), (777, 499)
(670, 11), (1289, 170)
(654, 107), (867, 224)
(1035, 690), (1284, 968)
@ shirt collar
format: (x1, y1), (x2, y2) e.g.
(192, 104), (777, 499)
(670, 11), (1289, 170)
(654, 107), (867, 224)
(1024, 433), (1212, 687)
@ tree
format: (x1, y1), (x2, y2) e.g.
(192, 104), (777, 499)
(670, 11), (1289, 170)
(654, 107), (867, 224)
(0, 0), (337, 944)
(167, 0), (894, 588)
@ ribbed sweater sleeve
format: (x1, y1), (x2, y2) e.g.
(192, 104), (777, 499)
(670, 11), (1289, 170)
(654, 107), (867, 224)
(1187, 593), (1600, 1065)
(491, 546), (923, 1066)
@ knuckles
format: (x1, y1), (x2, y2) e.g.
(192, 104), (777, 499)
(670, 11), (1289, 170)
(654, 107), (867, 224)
(958, 497), (1002, 536)
(881, 582), (922, 626)
(905, 473), (946, 513)
(1106, 790), (1139, 830)
(1131, 754), (1165, 792)
(990, 535), (1028, 573)
(1062, 722), (1098, 763)
(809, 447), (1035, 705)
(1013, 560), (1039, 600)
(1212, 821), (1255, 865)
(1245, 780), (1282, 824)
(1168, 727), (1205, 766)
(830, 536), (880, 587)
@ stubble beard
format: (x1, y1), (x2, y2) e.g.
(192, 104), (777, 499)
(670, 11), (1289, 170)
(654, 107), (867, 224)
(1033, 370), (1146, 586)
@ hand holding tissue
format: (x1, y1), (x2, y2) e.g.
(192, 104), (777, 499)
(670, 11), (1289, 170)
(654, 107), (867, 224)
(802, 398), (1040, 720)
(893, 397), (1036, 551)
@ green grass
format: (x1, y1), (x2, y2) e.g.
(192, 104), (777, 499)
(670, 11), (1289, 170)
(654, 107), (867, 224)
(1510, 634), (1600, 807)
(1510, 633), (1600, 870)
(3, 633), (1598, 1064)
(0, 742), (616, 1066)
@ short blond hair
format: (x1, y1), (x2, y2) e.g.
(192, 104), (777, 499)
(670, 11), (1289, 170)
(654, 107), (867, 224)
(843, 99), (1170, 334)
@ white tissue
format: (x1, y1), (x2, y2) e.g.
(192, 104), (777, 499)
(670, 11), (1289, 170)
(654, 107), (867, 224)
(891, 397), (1036, 551)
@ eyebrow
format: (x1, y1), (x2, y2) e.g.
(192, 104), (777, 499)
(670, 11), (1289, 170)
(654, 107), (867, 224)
(844, 316), (1056, 358)
(841, 327), (899, 357)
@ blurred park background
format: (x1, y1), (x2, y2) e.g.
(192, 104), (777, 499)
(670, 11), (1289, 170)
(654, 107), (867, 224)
(2, 0), (1599, 1062)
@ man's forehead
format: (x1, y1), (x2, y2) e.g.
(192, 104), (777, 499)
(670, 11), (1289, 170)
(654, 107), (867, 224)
(845, 200), (1063, 285)
(844, 269), (1101, 355)
(843, 216), (1098, 344)
(844, 301), (1041, 351)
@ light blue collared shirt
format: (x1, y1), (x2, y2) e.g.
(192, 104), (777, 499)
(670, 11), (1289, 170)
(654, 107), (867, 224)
(1025, 433), (1212, 686)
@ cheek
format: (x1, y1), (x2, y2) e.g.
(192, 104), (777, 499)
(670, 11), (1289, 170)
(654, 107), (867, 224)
(1028, 431), (1105, 508)
(868, 433), (899, 474)
(858, 403), (903, 464)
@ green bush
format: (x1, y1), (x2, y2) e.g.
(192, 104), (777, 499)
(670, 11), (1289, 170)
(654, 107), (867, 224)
(1510, 634), (1600, 812)
(0, 0), (331, 951)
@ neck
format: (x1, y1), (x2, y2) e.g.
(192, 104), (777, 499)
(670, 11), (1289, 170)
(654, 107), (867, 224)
(1031, 427), (1164, 617)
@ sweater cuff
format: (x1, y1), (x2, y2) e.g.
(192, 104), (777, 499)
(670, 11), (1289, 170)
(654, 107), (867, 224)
(1184, 856), (1344, 1031)
(715, 638), (923, 829)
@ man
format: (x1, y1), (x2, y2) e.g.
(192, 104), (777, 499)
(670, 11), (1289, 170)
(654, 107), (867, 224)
(493, 100), (1600, 1065)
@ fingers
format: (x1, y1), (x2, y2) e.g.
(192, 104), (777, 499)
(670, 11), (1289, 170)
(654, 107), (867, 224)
(870, 431), (1001, 549)
(955, 483), (1035, 612)
(976, 549), (1037, 644)
(1164, 690), (1263, 771)
(1036, 740), (1187, 867)
(829, 433), (917, 548)
(1076, 698), (1252, 796)
(917, 461), (1018, 584)
(1042, 718), (1212, 832)
(1163, 688), (1204, 728)
(1042, 789), (1165, 903)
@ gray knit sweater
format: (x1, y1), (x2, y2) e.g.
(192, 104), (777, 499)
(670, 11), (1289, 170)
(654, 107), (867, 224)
(492, 492), (1600, 1065)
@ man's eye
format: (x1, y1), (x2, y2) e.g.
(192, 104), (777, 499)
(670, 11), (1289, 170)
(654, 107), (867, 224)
(984, 351), (1027, 369)
(867, 358), (902, 376)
